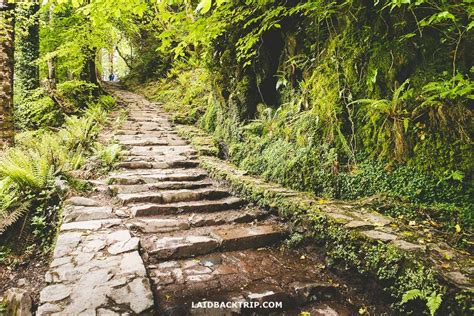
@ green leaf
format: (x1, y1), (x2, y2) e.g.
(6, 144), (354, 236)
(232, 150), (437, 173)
(426, 291), (442, 316)
(467, 21), (474, 31)
(451, 170), (464, 181)
(403, 118), (409, 132)
(196, 0), (212, 14)
(436, 11), (455, 22)
(402, 289), (423, 304)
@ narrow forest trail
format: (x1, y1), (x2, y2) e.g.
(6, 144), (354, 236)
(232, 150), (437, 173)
(37, 86), (389, 315)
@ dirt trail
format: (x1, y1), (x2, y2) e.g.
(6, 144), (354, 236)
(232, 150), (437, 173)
(37, 87), (389, 315)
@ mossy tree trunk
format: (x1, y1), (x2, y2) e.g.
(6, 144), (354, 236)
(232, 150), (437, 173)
(0, 0), (15, 147)
(80, 46), (99, 96)
(15, 0), (39, 99)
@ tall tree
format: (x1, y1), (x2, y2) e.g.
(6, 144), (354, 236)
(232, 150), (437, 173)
(15, 0), (39, 99)
(0, 0), (15, 147)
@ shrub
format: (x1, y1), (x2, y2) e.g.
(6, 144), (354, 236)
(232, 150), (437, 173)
(0, 93), (116, 251)
(59, 116), (99, 151)
(14, 88), (64, 130)
(56, 80), (97, 109)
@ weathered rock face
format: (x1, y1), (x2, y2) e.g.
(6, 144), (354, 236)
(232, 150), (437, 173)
(0, 1), (15, 146)
(2, 288), (32, 316)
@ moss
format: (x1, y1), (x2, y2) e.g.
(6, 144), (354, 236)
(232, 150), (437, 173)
(56, 80), (97, 110)
(14, 88), (64, 130)
(194, 155), (472, 315)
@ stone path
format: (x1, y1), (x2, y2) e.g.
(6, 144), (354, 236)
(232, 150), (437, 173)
(37, 88), (380, 315)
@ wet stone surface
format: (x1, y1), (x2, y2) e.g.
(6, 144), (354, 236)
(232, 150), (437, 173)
(149, 249), (353, 315)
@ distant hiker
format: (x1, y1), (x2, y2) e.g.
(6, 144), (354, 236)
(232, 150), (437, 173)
(109, 73), (115, 81)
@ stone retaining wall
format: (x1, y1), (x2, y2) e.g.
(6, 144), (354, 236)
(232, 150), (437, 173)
(176, 124), (473, 314)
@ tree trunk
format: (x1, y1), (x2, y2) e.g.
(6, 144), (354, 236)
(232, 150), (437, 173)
(47, 56), (57, 90)
(80, 47), (99, 96)
(44, 3), (56, 89)
(15, 1), (39, 99)
(0, 1), (15, 147)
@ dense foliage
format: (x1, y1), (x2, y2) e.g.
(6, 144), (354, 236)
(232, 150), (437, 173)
(0, 92), (119, 262)
(1, 0), (125, 263)
(125, 0), (472, 248)
(122, 2), (472, 312)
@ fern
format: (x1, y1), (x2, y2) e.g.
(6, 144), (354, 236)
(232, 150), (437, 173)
(0, 179), (31, 234)
(0, 148), (54, 193)
(427, 292), (443, 316)
(94, 143), (122, 170)
(60, 116), (99, 150)
(402, 289), (424, 303)
(416, 74), (473, 141)
(84, 102), (108, 125)
(351, 80), (413, 162)
(402, 289), (443, 316)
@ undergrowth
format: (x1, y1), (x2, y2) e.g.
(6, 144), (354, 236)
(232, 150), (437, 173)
(0, 91), (117, 263)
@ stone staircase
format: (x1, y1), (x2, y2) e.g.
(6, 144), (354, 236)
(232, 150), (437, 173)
(107, 93), (307, 314)
(37, 88), (379, 315)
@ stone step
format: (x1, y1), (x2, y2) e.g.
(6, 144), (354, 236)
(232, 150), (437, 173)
(130, 197), (246, 216)
(142, 224), (286, 261)
(127, 145), (197, 156)
(120, 155), (199, 162)
(120, 139), (188, 146)
(115, 130), (178, 136)
(149, 249), (346, 315)
(120, 123), (172, 131)
(125, 117), (169, 123)
(210, 225), (286, 251)
(114, 134), (181, 141)
(119, 127), (175, 133)
(109, 181), (213, 194)
(124, 128), (176, 134)
(117, 188), (230, 205)
(188, 208), (267, 228)
(110, 168), (204, 176)
(125, 208), (267, 233)
(116, 160), (199, 170)
(109, 171), (208, 185)
(119, 139), (169, 146)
